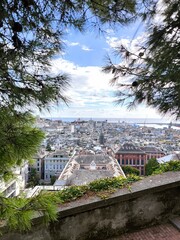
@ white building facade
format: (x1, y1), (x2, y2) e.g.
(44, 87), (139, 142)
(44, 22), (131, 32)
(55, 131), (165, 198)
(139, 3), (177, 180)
(0, 161), (28, 198)
(44, 150), (69, 182)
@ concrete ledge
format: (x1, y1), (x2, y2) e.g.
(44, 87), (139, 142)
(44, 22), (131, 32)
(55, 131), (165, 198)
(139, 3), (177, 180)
(57, 171), (180, 218)
(1, 171), (180, 240)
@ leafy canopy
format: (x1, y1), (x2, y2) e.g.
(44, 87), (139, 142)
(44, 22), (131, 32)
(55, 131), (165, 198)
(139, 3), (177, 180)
(103, 0), (180, 119)
(0, 108), (44, 179)
(145, 158), (160, 176)
(122, 165), (140, 176)
(0, 0), (137, 109)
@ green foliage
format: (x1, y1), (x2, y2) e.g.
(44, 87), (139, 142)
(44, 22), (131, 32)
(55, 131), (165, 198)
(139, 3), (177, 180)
(28, 168), (40, 187)
(3, 172), (14, 182)
(0, 175), (141, 232)
(88, 175), (141, 192)
(122, 166), (140, 176)
(0, 108), (44, 180)
(1, 197), (34, 231)
(145, 158), (160, 176)
(56, 185), (88, 203)
(46, 143), (52, 152)
(50, 176), (57, 185)
(103, 0), (180, 118)
(153, 160), (180, 175)
(0, 192), (59, 232)
(0, 0), (136, 110)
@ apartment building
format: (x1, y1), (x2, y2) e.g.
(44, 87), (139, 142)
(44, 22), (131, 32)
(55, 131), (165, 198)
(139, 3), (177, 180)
(0, 161), (28, 197)
(115, 143), (146, 175)
(44, 150), (69, 182)
(115, 143), (165, 175)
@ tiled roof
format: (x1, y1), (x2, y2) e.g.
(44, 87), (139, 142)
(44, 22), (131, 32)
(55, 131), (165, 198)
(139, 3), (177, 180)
(75, 154), (111, 164)
(116, 143), (145, 154)
(66, 169), (113, 185)
(141, 146), (164, 153)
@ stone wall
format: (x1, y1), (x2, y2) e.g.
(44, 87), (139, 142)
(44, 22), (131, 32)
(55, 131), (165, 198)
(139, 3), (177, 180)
(2, 172), (180, 240)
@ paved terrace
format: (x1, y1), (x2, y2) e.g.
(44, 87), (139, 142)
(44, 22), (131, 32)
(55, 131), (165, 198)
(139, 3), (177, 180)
(107, 223), (180, 240)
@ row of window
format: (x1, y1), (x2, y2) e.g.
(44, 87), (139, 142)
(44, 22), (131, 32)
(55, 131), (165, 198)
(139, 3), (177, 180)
(119, 159), (144, 165)
(117, 154), (145, 158)
(45, 159), (67, 163)
(53, 155), (64, 158)
(45, 164), (65, 170)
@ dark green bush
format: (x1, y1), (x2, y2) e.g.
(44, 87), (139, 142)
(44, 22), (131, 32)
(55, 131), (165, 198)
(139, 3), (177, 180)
(122, 166), (140, 176)
(145, 158), (160, 176)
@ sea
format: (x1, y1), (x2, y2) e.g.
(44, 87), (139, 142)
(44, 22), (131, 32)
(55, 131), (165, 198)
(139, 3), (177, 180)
(47, 117), (180, 129)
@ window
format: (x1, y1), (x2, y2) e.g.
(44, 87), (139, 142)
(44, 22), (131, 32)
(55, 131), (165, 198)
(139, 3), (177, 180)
(129, 159), (132, 165)
(137, 160), (139, 165)
(122, 159), (124, 165)
(126, 159), (128, 164)
(37, 168), (39, 171)
(133, 159), (136, 165)
(141, 159), (144, 165)
(141, 169), (144, 175)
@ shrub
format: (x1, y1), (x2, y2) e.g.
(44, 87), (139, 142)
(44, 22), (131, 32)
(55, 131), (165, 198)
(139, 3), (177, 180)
(153, 160), (180, 174)
(122, 166), (140, 176)
(145, 158), (160, 176)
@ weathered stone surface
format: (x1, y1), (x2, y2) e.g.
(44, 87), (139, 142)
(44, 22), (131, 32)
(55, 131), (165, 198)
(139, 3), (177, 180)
(2, 172), (180, 240)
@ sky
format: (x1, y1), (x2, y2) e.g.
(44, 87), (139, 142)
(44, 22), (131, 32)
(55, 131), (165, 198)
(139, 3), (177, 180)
(39, 9), (173, 121)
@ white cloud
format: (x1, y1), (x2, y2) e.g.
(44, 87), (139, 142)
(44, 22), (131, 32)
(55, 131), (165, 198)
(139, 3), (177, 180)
(81, 45), (92, 51)
(63, 40), (93, 51)
(106, 34), (146, 53)
(64, 40), (79, 47)
(36, 57), (166, 120)
(50, 58), (116, 106)
(152, 0), (166, 25)
(69, 42), (79, 46)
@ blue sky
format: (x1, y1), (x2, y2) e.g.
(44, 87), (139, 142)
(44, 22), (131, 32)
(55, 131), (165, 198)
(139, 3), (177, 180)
(39, 13), (172, 121)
